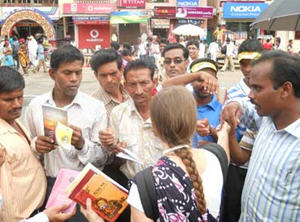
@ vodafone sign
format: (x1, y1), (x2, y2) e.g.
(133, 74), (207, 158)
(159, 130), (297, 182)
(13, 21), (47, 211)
(78, 25), (110, 49)
(63, 3), (115, 14)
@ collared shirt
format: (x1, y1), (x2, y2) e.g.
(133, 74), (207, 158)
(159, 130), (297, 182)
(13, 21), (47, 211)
(24, 91), (108, 177)
(92, 84), (129, 121)
(235, 98), (300, 222)
(0, 119), (46, 222)
(191, 94), (222, 147)
(238, 129), (257, 168)
(110, 99), (164, 179)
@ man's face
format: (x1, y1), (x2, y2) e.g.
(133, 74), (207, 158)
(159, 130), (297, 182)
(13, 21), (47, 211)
(95, 61), (122, 94)
(248, 61), (280, 116)
(187, 44), (199, 60)
(192, 68), (217, 99)
(0, 88), (23, 123)
(125, 68), (156, 108)
(163, 48), (189, 78)
(239, 59), (252, 85)
(50, 60), (83, 99)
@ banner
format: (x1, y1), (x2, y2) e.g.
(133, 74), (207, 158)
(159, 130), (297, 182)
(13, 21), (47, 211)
(177, 0), (199, 7)
(151, 19), (170, 29)
(110, 11), (148, 24)
(223, 2), (268, 19)
(154, 6), (176, 18)
(77, 24), (110, 49)
(73, 16), (109, 25)
(63, 3), (115, 14)
(176, 7), (213, 19)
(118, 0), (145, 9)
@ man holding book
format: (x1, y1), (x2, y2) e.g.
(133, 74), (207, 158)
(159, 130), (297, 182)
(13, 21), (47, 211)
(25, 44), (109, 221)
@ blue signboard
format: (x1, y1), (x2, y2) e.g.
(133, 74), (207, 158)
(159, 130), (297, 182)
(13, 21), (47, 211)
(177, 0), (199, 7)
(223, 2), (268, 19)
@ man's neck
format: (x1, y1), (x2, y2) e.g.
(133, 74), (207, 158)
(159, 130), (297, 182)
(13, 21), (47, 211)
(136, 104), (151, 121)
(53, 89), (75, 108)
(273, 100), (300, 130)
(194, 95), (213, 106)
(109, 87), (124, 103)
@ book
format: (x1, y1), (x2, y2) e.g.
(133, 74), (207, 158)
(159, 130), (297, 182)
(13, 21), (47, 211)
(116, 148), (143, 165)
(67, 163), (128, 222)
(55, 122), (73, 151)
(42, 105), (68, 140)
(45, 168), (79, 213)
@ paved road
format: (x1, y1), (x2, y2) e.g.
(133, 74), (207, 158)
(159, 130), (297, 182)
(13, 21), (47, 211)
(21, 68), (243, 123)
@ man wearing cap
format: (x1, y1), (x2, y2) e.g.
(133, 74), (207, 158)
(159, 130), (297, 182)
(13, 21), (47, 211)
(222, 39), (263, 222)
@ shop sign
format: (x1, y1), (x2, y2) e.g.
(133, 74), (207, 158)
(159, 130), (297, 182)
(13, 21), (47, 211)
(73, 16), (109, 25)
(63, 3), (115, 14)
(78, 24), (110, 49)
(176, 7), (213, 19)
(178, 18), (203, 25)
(177, 0), (199, 7)
(223, 2), (268, 19)
(147, 0), (168, 2)
(110, 11), (148, 24)
(154, 7), (176, 18)
(0, 7), (59, 23)
(151, 19), (170, 29)
(118, 0), (145, 9)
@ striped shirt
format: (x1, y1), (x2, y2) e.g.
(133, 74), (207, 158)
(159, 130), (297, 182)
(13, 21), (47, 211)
(110, 99), (164, 179)
(92, 84), (129, 121)
(236, 98), (300, 222)
(239, 129), (257, 168)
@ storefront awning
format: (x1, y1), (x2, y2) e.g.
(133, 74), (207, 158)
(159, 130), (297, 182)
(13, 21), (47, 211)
(110, 11), (148, 24)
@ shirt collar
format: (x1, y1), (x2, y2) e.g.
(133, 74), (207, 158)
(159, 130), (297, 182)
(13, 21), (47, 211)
(127, 99), (152, 125)
(0, 118), (30, 138)
(282, 118), (300, 139)
(238, 78), (250, 96)
(94, 84), (129, 106)
(197, 94), (221, 111)
(45, 90), (83, 108)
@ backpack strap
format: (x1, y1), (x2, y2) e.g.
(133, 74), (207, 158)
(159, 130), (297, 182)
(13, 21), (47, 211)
(135, 167), (159, 221)
(201, 143), (228, 182)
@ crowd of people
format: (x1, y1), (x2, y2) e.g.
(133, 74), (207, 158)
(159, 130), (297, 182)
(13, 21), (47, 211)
(0, 31), (299, 222)
(0, 35), (50, 75)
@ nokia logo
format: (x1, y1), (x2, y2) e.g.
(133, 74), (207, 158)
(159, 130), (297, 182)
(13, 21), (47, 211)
(179, 1), (198, 6)
(230, 6), (261, 13)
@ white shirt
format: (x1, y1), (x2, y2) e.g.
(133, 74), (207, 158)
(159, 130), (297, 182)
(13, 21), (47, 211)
(224, 41), (235, 57)
(208, 42), (220, 61)
(199, 43), (205, 58)
(110, 99), (164, 179)
(25, 91), (108, 177)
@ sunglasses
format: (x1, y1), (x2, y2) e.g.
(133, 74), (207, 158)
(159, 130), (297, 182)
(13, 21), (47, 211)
(163, 58), (184, 65)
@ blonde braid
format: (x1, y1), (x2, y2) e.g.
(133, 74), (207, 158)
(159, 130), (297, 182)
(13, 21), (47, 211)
(175, 147), (207, 215)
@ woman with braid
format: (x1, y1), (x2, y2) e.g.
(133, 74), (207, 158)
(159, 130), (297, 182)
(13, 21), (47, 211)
(81, 86), (230, 222)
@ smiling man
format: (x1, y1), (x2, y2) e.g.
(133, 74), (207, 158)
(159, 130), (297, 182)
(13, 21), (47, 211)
(25, 44), (109, 221)
(222, 51), (300, 222)
(0, 67), (46, 222)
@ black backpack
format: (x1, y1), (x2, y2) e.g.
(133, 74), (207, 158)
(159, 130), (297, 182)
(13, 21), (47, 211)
(135, 143), (229, 221)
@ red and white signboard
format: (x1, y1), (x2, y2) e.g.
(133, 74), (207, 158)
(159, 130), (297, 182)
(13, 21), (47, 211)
(118, 0), (145, 8)
(78, 25), (110, 49)
(63, 3), (115, 14)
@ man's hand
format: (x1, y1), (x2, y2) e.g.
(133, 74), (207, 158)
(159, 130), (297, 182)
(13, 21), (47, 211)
(99, 128), (115, 149)
(195, 71), (218, 94)
(44, 203), (76, 222)
(69, 125), (85, 150)
(36, 136), (56, 154)
(196, 119), (210, 137)
(0, 144), (6, 167)
(221, 102), (243, 127)
(80, 198), (104, 222)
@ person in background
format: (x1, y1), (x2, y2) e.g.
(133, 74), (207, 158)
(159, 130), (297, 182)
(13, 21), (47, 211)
(208, 37), (220, 61)
(186, 39), (200, 64)
(35, 38), (47, 73)
(111, 41), (120, 52)
(121, 49), (133, 66)
(262, 38), (273, 51)
(221, 38), (235, 72)
(2, 40), (14, 68)
(27, 36), (38, 69)
(11, 36), (20, 70)
(199, 40), (206, 58)
(18, 38), (30, 75)
(287, 39), (294, 54)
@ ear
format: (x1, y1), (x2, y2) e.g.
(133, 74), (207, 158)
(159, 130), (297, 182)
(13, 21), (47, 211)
(280, 81), (294, 98)
(152, 76), (158, 87)
(49, 68), (55, 81)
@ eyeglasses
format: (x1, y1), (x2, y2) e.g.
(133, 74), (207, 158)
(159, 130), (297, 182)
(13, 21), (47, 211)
(163, 58), (184, 65)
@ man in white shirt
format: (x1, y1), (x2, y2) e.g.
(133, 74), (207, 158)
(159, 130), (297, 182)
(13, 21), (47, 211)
(25, 44), (108, 221)
(221, 38), (236, 72)
(208, 37), (220, 61)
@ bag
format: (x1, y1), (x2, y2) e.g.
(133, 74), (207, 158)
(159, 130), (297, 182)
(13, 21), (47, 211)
(135, 143), (228, 220)
(221, 45), (227, 55)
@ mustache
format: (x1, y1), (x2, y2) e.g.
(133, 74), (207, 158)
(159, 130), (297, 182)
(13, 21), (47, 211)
(250, 99), (259, 107)
(9, 108), (22, 113)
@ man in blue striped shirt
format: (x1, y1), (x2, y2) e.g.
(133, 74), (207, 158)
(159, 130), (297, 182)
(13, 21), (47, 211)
(222, 51), (300, 222)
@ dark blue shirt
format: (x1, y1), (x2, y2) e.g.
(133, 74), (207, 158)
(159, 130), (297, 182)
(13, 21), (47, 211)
(191, 94), (222, 147)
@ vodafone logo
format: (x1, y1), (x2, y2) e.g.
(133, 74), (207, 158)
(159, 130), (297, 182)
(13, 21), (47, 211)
(90, 29), (99, 39)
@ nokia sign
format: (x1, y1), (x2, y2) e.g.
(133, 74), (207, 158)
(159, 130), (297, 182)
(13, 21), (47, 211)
(223, 2), (268, 19)
(177, 0), (199, 7)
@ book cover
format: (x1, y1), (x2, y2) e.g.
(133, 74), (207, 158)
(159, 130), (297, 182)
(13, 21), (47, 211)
(67, 163), (128, 222)
(74, 174), (128, 222)
(55, 122), (73, 151)
(42, 105), (68, 140)
(46, 168), (79, 213)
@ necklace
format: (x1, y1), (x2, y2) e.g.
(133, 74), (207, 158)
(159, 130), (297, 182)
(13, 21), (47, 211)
(163, 144), (189, 155)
